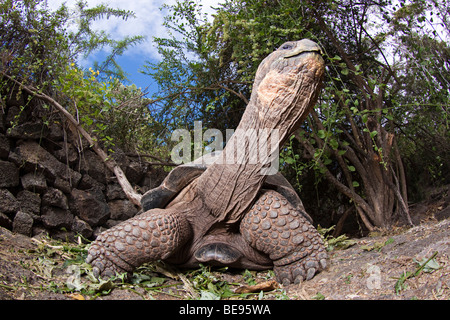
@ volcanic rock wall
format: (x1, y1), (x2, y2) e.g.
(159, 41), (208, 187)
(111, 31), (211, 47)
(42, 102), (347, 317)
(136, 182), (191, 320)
(0, 92), (166, 241)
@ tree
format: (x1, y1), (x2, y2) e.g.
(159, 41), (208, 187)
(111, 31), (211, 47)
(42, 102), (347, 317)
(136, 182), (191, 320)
(143, 0), (252, 135)
(0, 0), (150, 206)
(387, 0), (450, 200)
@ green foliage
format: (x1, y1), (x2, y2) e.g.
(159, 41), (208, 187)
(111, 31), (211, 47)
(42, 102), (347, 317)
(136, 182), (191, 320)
(53, 64), (164, 154)
(144, 0), (251, 135)
(317, 225), (357, 251)
(0, 0), (143, 88)
(388, 0), (450, 198)
(0, 0), (70, 90)
(0, 0), (169, 158)
(209, 0), (311, 82)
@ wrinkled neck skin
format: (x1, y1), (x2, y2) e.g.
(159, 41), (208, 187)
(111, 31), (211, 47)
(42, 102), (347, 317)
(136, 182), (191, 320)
(195, 49), (324, 226)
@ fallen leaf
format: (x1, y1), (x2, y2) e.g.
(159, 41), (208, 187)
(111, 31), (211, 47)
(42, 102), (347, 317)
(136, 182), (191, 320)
(235, 280), (279, 294)
(67, 293), (85, 300)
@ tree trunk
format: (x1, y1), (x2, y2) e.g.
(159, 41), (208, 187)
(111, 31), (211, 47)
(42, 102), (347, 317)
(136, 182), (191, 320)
(296, 115), (410, 231)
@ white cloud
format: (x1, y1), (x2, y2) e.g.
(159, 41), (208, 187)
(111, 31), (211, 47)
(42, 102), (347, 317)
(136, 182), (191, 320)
(45, 0), (221, 60)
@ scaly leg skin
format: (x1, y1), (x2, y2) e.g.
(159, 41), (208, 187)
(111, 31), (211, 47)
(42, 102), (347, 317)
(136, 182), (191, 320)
(240, 190), (327, 285)
(86, 209), (191, 278)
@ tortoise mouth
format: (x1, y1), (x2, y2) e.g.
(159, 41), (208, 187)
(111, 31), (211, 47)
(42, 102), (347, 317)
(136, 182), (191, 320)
(282, 39), (324, 59)
(284, 50), (323, 60)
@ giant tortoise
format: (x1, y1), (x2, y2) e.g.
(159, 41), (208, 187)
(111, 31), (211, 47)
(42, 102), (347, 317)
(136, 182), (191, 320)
(87, 39), (327, 285)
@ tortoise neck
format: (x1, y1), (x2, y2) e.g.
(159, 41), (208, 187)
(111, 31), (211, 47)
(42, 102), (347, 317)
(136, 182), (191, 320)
(196, 54), (324, 223)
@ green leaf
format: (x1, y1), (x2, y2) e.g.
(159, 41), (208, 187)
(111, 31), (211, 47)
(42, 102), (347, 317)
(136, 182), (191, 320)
(317, 130), (326, 139)
(352, 181), (360, 187)
(200, 290), (221, 300)
(329, 139), (339, 150)
(330, 55), (341, 61)
(284, 157), (295, 165)
(362, 114), (369, 123)
(348, 165), (356, 172)
(91, 279), (115, 293)
(312, 292), (325, 300)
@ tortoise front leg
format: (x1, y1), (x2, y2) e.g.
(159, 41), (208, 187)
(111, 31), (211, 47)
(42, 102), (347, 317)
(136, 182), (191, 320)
(240, 190), (328, 285)
(86, 209), (192, 278)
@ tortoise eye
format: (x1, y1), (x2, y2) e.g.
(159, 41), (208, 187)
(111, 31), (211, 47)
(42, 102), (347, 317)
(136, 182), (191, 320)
(280, 43), (294, 50)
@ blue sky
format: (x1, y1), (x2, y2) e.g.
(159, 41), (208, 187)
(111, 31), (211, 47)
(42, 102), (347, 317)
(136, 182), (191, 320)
(46, 0), (220, 95)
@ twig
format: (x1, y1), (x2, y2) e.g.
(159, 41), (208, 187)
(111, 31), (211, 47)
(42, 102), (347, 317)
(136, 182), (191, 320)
(177, 272), (199, 299)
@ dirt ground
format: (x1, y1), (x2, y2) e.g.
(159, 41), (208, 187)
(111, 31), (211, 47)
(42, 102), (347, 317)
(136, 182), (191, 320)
(0, 198), (449, 300)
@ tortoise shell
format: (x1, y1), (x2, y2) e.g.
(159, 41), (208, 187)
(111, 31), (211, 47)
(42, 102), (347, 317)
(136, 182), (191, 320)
(141, 152), (312, 223)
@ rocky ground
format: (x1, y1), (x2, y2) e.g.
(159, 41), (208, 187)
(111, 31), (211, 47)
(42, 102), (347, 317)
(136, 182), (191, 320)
(0, 193), (448, 301)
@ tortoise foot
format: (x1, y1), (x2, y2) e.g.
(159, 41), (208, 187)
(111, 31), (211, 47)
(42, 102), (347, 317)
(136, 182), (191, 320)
(274, 247), (328, 285)
(86, 241), (132, 278)
(240, 189), (328, 285)
(86, 209), (191, 278)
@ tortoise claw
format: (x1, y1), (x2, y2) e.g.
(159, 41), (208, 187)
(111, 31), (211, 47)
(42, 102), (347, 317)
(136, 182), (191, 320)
(86, 241), (133, 279)
(274, 250), (328, 285)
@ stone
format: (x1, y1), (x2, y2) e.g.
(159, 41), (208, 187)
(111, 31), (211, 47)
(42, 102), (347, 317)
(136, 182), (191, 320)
(125, 161), (144, 185)
(7, 121), (49, 140)
(51, 230), (76, 242)
(0, 133), (10, 159)
(53, 144), (78, 165)
(0, 112), (5, 133)
(7, 151), (23, 167)
(0, 212), (12, 229)
(12, 211), (33, 236)
(21, 172), (47, 193)
(16, 190), (41, 216)
(79, 150), (108, 184)
(71, 188), (110, 227)
(15, 141), (81, 186)
(6, 106), (27, 126)
(0, 160), (19, 188)
(53, 177), (72, 194)
(78, 174), (105, 191)
(108, 200), (138, 221)
(106, 183), (126, 200)
(47, 123), (64, 141)
(41, 206), (74, 229)
(104, 219), (121, 229)
(42, 188), (69, 210)
(72, 216), (93, 239)
(0, 189), (19, 214)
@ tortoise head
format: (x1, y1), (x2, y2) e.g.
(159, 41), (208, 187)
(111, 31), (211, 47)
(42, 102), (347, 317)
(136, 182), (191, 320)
(250, 39), (325, 140)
